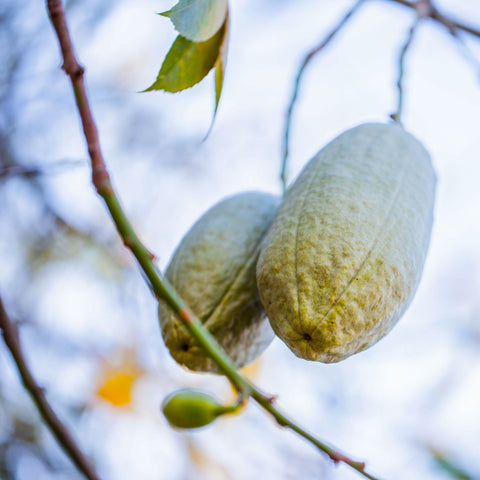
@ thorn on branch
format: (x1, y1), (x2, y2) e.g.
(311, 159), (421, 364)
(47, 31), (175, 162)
(266, 394), (278, 404)
(147, 249), (158, 262)
(178, 307), (195, 324)
(123, 237), (135, 249)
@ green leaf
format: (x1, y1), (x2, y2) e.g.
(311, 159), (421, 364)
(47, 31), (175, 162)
(214, 12), (229, 116)
(203, 11), (229, 138)
(161, 0), (228, 42)
(145, 22), (226, 93)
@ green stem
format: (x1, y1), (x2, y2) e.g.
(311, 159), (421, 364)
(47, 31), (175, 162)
(103, 187), (380, 479)
(101, 188), (251, 395)
(250, 388), (381, 480)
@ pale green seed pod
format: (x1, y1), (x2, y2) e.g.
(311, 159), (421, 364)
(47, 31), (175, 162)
(257, 123), (436, 363)
(159, 192), (280, 372)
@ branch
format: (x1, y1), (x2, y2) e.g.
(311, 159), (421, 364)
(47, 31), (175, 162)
(388, 1), (480, 84)
(432, 11), (480, 82)
(0, 160), (84, 179)
(390, 1), (429, 124)
(387, 0), (480, 39)
(44, 0), (381, 478)
(447, 31), (480, 82)
(281, 0), (366, 193)
(0, 296), (100, 480)
(282, 0), (480, 170)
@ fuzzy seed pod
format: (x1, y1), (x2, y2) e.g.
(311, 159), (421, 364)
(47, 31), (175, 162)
(159, 192), (280, 372)
(256, 123), (436, 363)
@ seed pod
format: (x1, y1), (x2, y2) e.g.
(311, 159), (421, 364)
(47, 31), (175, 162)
(159, 192), (280, 372)
(257, 123), (436, 363)
(162, 389), (236, 429)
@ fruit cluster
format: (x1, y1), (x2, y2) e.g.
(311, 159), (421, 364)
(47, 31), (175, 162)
(159, 122), (436, 373)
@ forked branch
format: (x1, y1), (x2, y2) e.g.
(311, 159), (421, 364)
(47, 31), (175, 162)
(282, 0), (480, 185)
(388, 0), (480, 39)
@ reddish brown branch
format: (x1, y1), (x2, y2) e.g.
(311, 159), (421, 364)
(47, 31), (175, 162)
(46, 0), (110, 193)
(0, 296), (101, 480)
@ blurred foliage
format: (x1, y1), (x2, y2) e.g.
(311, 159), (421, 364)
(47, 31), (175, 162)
(95, 348), (144, 408)
(0, 0), (140, 477)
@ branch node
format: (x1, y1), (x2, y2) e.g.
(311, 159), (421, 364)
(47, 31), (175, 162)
(266, 394), (278, 404)
(73, 64), (85, 79)
(178, 307), (195, 324)
(147, 250), (158, 262)
(123, 237), (135, 249)
(414, 0), (433, 18)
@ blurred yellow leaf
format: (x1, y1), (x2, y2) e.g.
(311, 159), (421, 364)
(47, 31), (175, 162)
(96, 372), (136, 407)
(95, 349), (144, 408)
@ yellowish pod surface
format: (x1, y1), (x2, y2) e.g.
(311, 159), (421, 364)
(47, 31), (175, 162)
(256, 123), (436, 362)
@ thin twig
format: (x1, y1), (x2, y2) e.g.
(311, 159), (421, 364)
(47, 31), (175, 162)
(0, 296), (100, 480)
(250, 389), (382, 480)
(390, 0), (480, 80)
(387, 0), (480, 39)
(444, 29), (480, 82)
(44, 0), (380, 478)
(281, 0), (365, 194)
(390, 1), (429, 124)
(0, 160), (84, 179)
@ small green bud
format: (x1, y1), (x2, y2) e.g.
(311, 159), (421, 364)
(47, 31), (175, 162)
(162, 389), (237, 429)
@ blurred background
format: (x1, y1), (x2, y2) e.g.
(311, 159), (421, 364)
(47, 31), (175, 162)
(1, 0), (480, 479)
